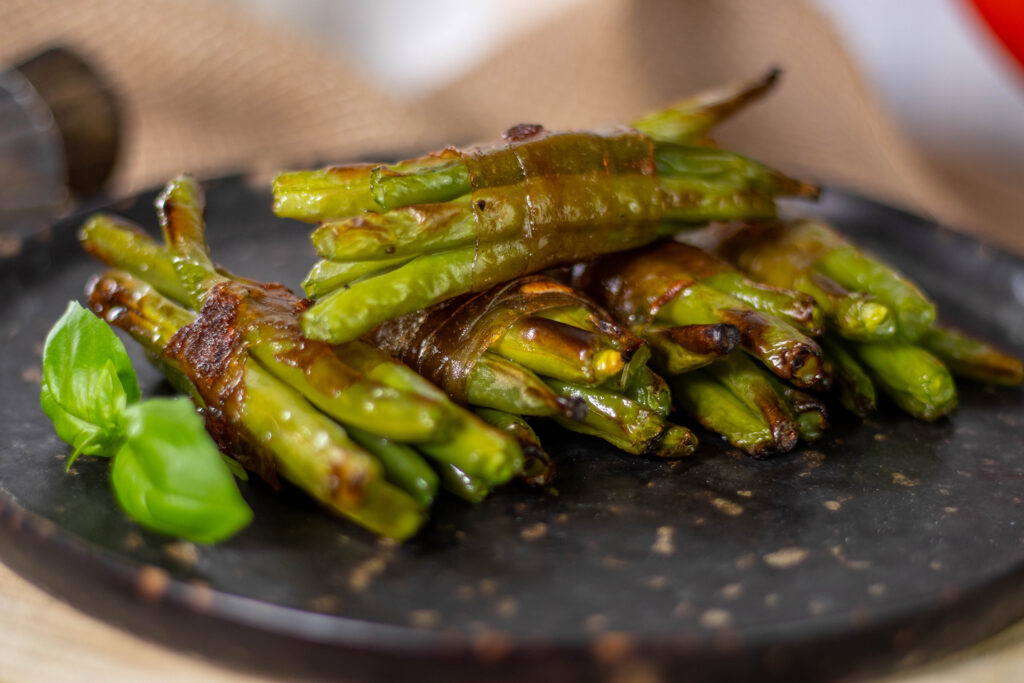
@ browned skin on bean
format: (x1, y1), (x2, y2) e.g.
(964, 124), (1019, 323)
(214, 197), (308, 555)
(573, 245), (695, 330)
(787, 388), (829, 420)
(660, 243), (821, 333)
(503, 123), (545, 141)
(715, 308), (825, 388)
(716, 222), (813, 275)
(365, 274), (643, 403)
(511, 317), (597, 363)
(161, 280), (373, 503)
(502, 421), (554, 488)
(653, 323), (740, 355)
(578, 244), (827, 387)
(749, 385), (799, 454)
(86, 274), (277, 485)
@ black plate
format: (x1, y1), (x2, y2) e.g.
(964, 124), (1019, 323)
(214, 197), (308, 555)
(2, 176), (1023, 683)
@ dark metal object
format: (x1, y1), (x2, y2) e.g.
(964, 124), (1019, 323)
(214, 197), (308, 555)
(0, 61), (67, 232)
(14, 46), (121, 195)
(1, 177), (1023, 682)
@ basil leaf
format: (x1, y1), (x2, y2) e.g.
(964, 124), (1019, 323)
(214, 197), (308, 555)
(220, 455), (249, 481)
(40, 301), (141, 462)
(112, 397), (252, 544)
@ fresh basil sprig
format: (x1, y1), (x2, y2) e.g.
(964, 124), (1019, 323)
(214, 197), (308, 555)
(40, 301), (252, 543)
(40, 300), (141, 463)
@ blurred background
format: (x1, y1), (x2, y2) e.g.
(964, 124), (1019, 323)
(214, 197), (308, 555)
(226, 0), (1024, 183)
(1, 0), (1022, 250)
(221, 0), (1024, 250)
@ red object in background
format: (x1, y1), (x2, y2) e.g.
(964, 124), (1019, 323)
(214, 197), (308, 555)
(967, 0), (1024, 77)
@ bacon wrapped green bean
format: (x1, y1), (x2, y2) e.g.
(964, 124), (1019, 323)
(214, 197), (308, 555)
(364, 274), (698, 459)
(274, 72), (817, 344)
(79, 176), (529, 537)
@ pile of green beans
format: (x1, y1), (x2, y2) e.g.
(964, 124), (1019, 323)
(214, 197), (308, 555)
(81, 176), (526, 539)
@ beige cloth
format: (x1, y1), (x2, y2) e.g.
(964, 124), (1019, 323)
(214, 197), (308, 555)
(1, 1), (1023, 680)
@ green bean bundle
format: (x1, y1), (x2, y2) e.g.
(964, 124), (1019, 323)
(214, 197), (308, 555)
(273, 71), (818, 344)
(81, 176), (526, 538)
(575, 241), (828, 456)
(364, 274), (697, 459)
(711, 219), (1023, 420)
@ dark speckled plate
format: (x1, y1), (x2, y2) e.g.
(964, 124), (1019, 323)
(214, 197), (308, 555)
(2, 176), (1023, 683)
